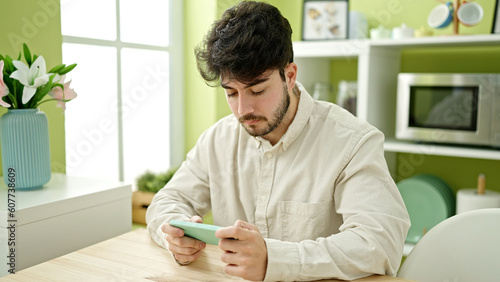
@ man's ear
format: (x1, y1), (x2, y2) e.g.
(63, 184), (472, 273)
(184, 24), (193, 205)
(285, 63), (297, 90)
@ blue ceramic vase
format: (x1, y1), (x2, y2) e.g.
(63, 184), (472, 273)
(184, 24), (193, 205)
(1, 108), (51, 190)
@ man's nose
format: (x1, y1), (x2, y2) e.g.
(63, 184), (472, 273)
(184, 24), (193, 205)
(238, 94), (254, 116)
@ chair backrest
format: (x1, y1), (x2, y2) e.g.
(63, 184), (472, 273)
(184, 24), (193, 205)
(397, 208), (500, 282)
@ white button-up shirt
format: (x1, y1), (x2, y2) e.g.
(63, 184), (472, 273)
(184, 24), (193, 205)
(146, 82), (410, 281)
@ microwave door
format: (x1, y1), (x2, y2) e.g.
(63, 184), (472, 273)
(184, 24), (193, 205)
(409, 86), (478, 132)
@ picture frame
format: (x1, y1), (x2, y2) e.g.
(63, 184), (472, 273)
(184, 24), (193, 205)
(493, 0), (500, 34)
(302, 0), (349, 41)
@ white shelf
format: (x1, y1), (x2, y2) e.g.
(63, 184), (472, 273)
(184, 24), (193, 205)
(0, 173), (131, 226)
(293, 34), (500, 58)
(294, 34), (500, 163)
(293, 40), (366, 58)
(384, 139), (500, 160)
(369, 34), (500, 49)
(0, 173), (132, 276)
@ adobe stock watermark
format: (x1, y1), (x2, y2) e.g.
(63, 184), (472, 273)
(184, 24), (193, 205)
(7, 0), (59, 50)
(65, 64), (169, 171)
(6, 168), (17, 274)
(370, 0), (411, 27)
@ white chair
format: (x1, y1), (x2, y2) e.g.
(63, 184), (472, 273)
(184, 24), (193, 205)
(397, 208), (500, 282)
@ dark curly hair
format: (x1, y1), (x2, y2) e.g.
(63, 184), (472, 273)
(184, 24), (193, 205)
(195, 1), (293, 86)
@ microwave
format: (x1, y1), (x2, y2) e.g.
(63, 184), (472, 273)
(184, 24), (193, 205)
(396, 73), (500, 147)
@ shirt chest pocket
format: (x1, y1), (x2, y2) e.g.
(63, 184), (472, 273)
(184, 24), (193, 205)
(278, 201), (331, 242)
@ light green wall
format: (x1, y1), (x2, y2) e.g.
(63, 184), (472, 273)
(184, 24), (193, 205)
(214, 0), (238, 121)
(397, 154), (500, 193)
(183, 0), (219, 151)
(401, 46), (500, 73)
(267, 0), (303, 41)
(184, 0), (500, 192)
(0, 0), (66, 175)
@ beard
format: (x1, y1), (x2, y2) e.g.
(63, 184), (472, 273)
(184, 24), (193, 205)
(238, 83), (290, 137)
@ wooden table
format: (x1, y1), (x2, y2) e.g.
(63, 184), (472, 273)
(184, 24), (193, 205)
(0, 228), (413, 281)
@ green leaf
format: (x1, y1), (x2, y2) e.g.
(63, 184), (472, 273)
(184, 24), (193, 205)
(60, 63), (77, 74)
(23, 43), (32, 66)
(3, 56), (14, 72)
(7, 93), (17, 108)
(49, 64), (65, 73)
(5, 60), (15, 74)
(13, 80), (23, 108)
(52, 82), (64, 89)
(4, 71), (17, 90)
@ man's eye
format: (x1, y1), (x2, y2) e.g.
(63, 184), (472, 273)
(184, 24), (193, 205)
(227, 92), (237, 98)
(251, 90), (264, 95)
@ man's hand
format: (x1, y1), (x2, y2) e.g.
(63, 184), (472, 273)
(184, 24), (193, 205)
(215, 220), (268, 281)
(161, 216), (206, 264)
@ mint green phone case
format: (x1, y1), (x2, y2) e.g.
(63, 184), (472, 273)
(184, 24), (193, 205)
(169, 220), (223, 245)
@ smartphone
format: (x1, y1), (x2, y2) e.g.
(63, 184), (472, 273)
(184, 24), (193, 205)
(169, 220), (223, 245)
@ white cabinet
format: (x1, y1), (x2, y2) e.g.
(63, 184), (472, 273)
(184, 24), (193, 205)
(293, 34), (500, 161)
(0, 173), (132, 277)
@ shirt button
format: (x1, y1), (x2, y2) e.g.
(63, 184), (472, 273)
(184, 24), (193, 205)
(260, 196), (266, 201)
(266, 153), (273, 159)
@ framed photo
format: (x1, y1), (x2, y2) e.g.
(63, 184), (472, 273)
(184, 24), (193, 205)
(493, 0), (500, 34)
(302, 0), (349, 40)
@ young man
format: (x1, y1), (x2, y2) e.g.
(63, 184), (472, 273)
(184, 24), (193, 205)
(146, 1), (410, 281)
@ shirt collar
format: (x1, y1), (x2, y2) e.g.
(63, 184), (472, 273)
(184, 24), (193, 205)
(252, 81), (314, 151)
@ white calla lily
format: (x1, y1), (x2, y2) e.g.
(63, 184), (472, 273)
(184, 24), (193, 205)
(1, 43), (77, 109)
(10, 55), (50, 104)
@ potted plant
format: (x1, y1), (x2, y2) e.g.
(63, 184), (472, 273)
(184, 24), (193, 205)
(0, 43), (77, 190)
(132, 167), (178, 225)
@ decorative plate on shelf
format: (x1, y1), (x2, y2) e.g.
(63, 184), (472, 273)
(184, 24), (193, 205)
(397, 174), (455, 244)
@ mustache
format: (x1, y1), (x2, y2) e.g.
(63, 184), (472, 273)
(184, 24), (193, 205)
(239, 114), (266, 123)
